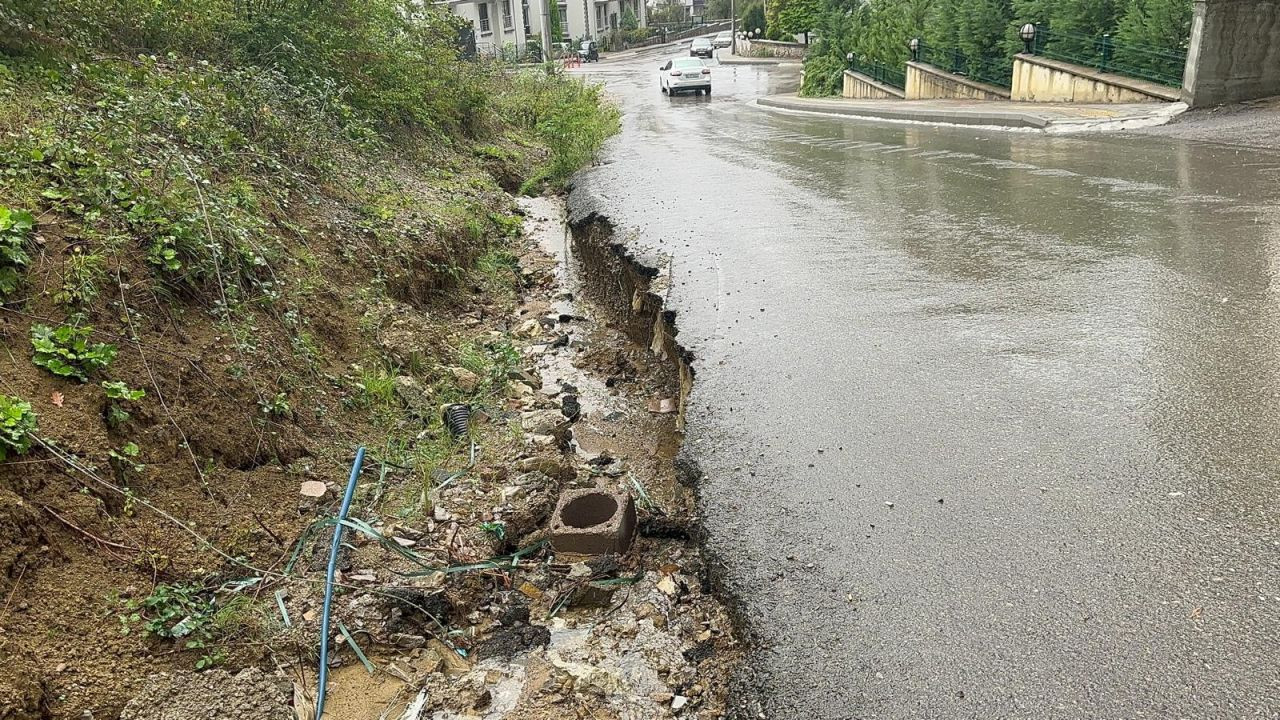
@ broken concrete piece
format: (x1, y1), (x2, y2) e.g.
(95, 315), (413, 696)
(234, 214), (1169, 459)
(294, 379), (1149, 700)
(521, 409), (565, 435)
(646, 397), (677, 414)
(549, 488), (637, 555)
(298, 481), (327, 497)
(569, 581), (619, 609)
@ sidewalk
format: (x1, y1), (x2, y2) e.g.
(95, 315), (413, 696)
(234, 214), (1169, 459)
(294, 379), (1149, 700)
(758, 94), (1187, 132)
(720, 55), (803, 66)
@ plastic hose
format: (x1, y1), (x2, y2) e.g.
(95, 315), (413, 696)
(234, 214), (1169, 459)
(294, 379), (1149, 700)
(442, 403), (471, 437)
(314, 446), (365, 720)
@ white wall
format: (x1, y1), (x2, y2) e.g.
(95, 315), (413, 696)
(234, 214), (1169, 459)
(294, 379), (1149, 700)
(450, 0), (531, 55)
(521, 0), (647, 48)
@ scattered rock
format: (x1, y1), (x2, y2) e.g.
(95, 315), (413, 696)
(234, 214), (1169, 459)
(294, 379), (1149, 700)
(521, 409), (565, 435)
(393, 375), (433, 415)
(569, 581), (618, 609)
(561, 394), (580, 421)
(298, 481), (327, 498)
(389, 633), (427, 649)
(647, 397), (677, 414)
(449, 367), (481, 392)
(516, 319), (542, 338)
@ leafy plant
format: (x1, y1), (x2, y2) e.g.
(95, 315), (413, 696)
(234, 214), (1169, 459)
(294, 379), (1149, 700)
(55, 248), (105, 307)
(0, 206), (34, 298)
(107, 441), (144, 492)
(31, 324), (118, 382)
(456, 339), (521, 395)
(480, 521), (507, 541)
(258, 392), (290, 418)
(108, 441), (144, 471)
(103, 380), (145, 401)
(119, 581), (249, 669)
(0, 395), (38, 460)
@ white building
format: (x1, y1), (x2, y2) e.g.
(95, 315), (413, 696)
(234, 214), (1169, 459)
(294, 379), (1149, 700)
(442, 0), (645, 55)
(443, 0), (537, 56)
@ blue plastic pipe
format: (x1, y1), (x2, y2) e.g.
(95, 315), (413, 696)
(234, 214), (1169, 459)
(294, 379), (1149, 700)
(315, 446), (365, 720)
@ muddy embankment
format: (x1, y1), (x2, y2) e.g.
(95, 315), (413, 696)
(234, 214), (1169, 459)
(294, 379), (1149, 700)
(565, 187), (764, 720)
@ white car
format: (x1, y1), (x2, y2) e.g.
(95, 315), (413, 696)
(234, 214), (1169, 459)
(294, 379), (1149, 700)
(712, 31), (733, 48)
(660, 57), (711, 96)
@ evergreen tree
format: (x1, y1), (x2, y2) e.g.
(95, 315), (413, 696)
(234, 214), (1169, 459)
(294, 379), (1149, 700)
(706, 0), (734, 20)
(778, 0), (824, 41)
(741, 0), (767, 34)
(1114, 0), (1193, 80)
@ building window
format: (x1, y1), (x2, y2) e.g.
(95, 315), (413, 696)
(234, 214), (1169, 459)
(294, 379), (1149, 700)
(557, 3), (569, 40)
(478, 3), (490, 32)
(502, 0), (513, 29)
(596, 4), (603, 29)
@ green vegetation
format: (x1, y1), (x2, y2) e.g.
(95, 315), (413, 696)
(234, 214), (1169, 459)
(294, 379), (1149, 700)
(103, 380), (145, 426)
(0, 394), (37, 459)
(31, 324), (117, 381)
(102, 380), (145, 402)
(0, 206), (34, 299)
(742, 2), (767, 35)
(496, 74), (620, 194)
(120, 581), (249, 669)
(0, 0), (616, 687)
(800, 0), (1193, 96)
(776, 0), (824, 41)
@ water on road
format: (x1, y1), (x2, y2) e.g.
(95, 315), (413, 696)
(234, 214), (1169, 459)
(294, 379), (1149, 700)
(576, 49), (1280, 718)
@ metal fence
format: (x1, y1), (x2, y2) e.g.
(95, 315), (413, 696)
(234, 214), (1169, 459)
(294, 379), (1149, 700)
(915, 41), (1012, 89)
(1030, 25), (1186, 88)
(473, 40), (545, 64)
(848, 53), (905, 90)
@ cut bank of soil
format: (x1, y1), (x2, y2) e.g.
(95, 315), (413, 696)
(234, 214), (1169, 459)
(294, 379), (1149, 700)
(2, 187), (741, 718)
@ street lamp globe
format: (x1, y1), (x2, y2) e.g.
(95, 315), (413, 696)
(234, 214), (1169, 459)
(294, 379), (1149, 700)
(755, 27), (761, 35)
(1019, 23), (1037, 53)
(846, 52), (854, 61)
(908, 36), (920, 61)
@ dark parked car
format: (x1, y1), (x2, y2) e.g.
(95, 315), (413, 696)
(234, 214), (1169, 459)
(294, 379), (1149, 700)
(690, 37), (714, 58)
(578, 40), (599, 62)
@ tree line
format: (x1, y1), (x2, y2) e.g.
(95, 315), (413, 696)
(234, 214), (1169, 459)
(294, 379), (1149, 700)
(775, 0), (1193, 96)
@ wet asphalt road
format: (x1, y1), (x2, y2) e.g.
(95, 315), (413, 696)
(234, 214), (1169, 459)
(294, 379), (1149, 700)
(574, 45), (1280, 718)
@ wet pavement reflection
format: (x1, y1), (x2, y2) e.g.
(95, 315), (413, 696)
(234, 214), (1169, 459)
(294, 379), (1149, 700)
(576, 49), (1280, 717)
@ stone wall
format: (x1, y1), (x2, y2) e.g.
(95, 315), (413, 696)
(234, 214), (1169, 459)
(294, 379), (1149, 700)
(1182, 0), (1280, 107)
(904, 62), (1010, 101)
(1012, 55), (1179, 103)
(842, 70), (905, 99)
(737, 38), (808, 59)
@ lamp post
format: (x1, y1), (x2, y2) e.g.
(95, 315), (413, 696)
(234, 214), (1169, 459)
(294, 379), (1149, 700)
(730, 0), (736, 55)
(1019, 23), (1037, 55)
(908, 37), (920, 62)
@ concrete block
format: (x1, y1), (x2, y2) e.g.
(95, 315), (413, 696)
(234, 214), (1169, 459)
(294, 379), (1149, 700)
(549, 488), (637, 555)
